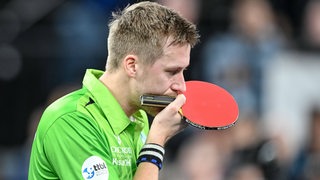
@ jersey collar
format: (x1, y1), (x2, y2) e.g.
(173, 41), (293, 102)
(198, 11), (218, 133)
(82, 69), (132, 135)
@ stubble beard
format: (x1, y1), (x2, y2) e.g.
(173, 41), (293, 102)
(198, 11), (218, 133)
(141, 106), (164, 117)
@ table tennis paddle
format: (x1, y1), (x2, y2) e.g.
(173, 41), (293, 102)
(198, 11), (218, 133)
(140, 81), (239, 130)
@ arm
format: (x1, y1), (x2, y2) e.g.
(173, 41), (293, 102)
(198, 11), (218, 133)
(134, 94), (187, 180)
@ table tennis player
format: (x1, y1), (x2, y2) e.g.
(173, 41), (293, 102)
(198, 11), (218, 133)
(28, 1), (199, 179)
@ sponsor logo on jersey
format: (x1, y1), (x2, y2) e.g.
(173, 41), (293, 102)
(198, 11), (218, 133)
(111, 146), (132, 154)
(112, 158), (131, 166)
(110, 146), (133, 167)
(82, 156), (109, 180)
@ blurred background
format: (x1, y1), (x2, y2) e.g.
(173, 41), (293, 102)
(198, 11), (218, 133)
(1, 0), (320, 179)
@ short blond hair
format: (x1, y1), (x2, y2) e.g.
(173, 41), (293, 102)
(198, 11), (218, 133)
(106, 1), (199, 71)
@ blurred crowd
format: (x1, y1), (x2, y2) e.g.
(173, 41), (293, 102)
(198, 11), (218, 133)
(1, 0), (320, 179)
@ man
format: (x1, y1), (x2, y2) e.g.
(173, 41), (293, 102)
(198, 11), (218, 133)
(28, 1), (199, 179)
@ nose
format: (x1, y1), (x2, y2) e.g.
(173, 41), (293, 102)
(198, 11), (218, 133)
(171, 72), (186, 93)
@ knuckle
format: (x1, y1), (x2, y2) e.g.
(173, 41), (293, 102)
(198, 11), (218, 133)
(168, 105), (179, 113)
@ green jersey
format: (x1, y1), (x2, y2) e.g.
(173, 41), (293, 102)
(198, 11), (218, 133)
(29, 69), (149, 180)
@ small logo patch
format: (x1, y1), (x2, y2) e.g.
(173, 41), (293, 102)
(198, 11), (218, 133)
(82, 156), (109, 180)
(140, 132), (146, 144)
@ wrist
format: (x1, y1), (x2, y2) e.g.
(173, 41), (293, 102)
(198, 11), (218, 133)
(137, 143), (165, 170)
(146, 136), (166, 147)
(146, 127), (168, 146)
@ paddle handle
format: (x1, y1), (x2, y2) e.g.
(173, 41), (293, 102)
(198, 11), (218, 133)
(140, 95), (175, 107)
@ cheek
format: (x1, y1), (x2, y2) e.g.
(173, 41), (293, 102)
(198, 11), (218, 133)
(140, 72), (172, 94)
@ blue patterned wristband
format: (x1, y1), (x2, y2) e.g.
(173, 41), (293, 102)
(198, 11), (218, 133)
(137, 154), (163, 170)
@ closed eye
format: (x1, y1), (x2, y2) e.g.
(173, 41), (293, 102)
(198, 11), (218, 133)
(165, 66), (189, 76)
(166, 68), (182, 76)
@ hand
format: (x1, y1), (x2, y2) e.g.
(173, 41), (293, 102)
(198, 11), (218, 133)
(146, 94), (188, 146)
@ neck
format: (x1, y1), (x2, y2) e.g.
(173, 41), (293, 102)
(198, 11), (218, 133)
(99, 70), (137, 117)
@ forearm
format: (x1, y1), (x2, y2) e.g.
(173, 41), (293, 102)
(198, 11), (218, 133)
(134, 162), (159, 180)
(133, 141), (165, 180)
(133, 94), (186, 179)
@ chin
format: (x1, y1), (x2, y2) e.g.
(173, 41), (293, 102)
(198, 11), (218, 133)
(142, 106), (163, 117)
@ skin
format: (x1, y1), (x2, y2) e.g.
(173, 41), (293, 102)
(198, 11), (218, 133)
(99, 39), (191, 179)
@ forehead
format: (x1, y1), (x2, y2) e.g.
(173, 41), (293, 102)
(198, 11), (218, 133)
(157, 43), (191, 66)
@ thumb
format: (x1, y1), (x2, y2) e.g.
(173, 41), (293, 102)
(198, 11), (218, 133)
(166, 94), (186, 112)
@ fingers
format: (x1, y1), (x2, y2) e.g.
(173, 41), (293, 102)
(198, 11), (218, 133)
(148, 94), (187, 145)
(166, 94), (186, 122)
(166, 94), (186, 113)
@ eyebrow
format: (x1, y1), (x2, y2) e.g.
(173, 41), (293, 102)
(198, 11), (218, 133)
(164, 63), (189, 69)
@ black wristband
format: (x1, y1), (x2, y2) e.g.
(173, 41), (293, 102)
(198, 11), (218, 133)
(136, 143), (165, 170)
(137, 154), (163, 170)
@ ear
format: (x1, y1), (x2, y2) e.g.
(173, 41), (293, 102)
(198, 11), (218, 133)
(123, 54), (139, 77)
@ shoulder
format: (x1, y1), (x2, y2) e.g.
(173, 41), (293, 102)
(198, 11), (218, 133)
(36, 88), (102, 143)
